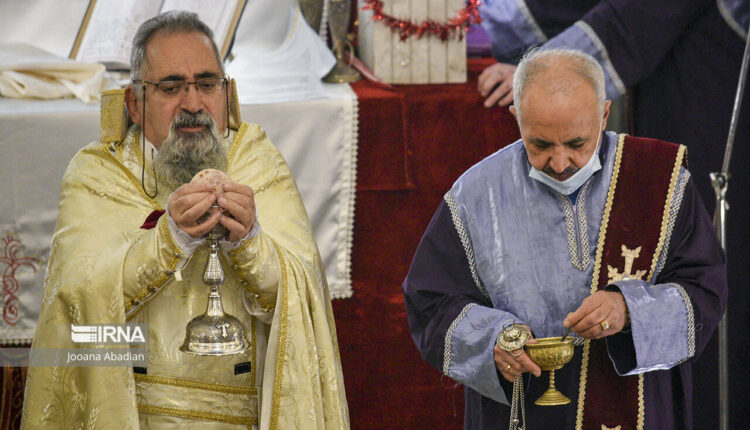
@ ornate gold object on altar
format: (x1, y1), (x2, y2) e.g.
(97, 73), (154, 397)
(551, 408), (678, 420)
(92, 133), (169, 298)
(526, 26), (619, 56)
(180, 205), (251, 355)
(300, 0), (325, 33)
(323, 0), (361, 83)
(496, 321), (531, 352)
(525, 336), (575, 406)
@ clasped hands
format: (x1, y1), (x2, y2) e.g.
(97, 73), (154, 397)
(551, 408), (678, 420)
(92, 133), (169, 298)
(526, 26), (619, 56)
(494, 291), (629, 383)
(168, 182), (256, 242)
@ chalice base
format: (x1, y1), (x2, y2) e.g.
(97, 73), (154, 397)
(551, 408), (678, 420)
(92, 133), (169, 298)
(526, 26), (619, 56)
(324, 61), (361, 83)
(534, 388), (571, 406)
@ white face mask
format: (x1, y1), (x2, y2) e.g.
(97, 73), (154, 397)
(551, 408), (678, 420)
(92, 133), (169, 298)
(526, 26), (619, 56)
(528, 130), (603, 195)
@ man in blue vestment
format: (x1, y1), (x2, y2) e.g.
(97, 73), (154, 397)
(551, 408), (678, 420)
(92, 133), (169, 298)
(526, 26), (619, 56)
(476, 5), (750, 424)
(403, 48), (727, 429)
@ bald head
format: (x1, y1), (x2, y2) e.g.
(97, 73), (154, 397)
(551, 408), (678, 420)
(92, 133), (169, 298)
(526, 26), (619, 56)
(512, 48), (606, 123)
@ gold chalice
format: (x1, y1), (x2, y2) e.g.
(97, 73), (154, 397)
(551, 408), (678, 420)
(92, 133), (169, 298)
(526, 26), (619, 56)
(525, 336), (575, 406)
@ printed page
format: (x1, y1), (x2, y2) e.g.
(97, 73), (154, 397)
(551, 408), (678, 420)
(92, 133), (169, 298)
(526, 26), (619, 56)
(74, 0), (162, 69)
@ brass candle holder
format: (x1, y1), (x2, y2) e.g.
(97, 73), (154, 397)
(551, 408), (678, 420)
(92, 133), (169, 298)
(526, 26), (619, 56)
(323, 0), (361, 83)
(525, 336), (575, 406)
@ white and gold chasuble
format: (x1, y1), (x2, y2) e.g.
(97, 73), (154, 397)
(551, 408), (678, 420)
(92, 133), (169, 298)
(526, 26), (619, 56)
(21, 122), (349, 429)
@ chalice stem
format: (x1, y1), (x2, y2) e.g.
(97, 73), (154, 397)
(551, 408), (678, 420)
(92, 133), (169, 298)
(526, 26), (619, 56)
(549, 369), (556, 390)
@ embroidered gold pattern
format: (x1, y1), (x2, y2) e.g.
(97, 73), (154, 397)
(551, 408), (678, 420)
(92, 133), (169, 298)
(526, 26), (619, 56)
(576, 134), (626, 430)
(138, 404), (257, 426)
(134, 373), (257, 395)
(226, 122), (250, 166)
(602, 425), (621, 430)
(606, 245), (647, 283)
(269, 242), (288, 430)
(100, 89), (127, 143)
(228, 240), (275, 312)
(124, 217), (179, 316)
(638, 373), (645, 429)
(98, 130), (160, 205)
(576, 135), (683, 430)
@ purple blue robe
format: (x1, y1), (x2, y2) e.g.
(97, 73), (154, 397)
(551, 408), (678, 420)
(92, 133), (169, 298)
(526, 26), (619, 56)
(403, 133), (727, 429)
(479, 2), (750, 426)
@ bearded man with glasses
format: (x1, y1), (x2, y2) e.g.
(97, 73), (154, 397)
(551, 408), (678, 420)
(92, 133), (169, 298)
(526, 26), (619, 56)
(22, 10), (349, 430)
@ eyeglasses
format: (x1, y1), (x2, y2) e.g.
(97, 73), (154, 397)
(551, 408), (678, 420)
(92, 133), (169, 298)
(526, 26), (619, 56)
(135, 77), (227, 97)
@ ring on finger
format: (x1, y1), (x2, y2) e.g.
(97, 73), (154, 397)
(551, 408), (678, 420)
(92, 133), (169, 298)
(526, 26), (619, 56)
(599, 320), (610, 331)
(505, 363), (512, 372)
(510, 350), (522, 357)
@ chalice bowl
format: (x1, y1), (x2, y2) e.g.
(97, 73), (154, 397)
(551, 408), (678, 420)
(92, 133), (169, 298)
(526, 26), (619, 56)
(180, 205), (250, 355)
(525, 336), (575, 406)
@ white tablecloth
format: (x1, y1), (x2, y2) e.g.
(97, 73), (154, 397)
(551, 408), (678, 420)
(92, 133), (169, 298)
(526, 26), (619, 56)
(0, 84), (357, 344)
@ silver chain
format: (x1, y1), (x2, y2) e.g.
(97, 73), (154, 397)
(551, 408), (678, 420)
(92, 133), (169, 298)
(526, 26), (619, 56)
(509, 375), (526, 430)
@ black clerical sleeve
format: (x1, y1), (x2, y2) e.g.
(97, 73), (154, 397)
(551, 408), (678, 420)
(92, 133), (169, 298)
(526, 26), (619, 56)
(403, 200), (494, 373)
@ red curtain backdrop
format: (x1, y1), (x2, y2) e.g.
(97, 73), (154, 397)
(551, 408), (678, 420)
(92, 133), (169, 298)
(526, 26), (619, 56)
(335, 58), (519, 429)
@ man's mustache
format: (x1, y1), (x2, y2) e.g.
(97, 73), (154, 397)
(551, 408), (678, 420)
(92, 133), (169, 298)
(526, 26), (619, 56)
(171, 111), (214, 130)
(542, 165), (578, 178)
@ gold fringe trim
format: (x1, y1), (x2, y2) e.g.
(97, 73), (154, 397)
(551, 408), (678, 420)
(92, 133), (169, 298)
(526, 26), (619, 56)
(575, 133), (626, 430)
(575, 135), (679, 430)
(647, 145), (686, 281)
(269, 242), (289, 430)
(138, 403), (257, 427)
(134, 373), (258, 396)
(638, 373), (645, 429)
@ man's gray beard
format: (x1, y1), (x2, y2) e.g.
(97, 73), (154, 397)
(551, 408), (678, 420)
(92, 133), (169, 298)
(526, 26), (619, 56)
(153, 111), (228, 193)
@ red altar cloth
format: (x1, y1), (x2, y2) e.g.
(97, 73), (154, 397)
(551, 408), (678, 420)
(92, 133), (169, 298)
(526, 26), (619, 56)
(335, 58), (519, 429)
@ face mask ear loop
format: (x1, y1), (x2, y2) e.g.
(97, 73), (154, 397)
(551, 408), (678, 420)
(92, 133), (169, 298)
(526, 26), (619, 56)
(140, 86), (158, 199)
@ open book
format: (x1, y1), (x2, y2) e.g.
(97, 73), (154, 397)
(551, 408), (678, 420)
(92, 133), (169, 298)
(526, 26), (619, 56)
(70, 0), (246, 70)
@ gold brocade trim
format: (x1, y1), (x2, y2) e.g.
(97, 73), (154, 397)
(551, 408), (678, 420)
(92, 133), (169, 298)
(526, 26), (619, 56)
(134, 373), (258, 395)
(226, 122), (249, 167)
(575, 134), (626, 430)
(227, 238), (276, 312)
(138, 404), (257, 427)
(131, 130), (154, 182)
(96, 130), (160, 206)
(269, 242), (288, 430)
(100, 89), (127, 143)
(647, 145), (686, 280)
(115, 139), (124, 162)
(160, 210), (182, 259)
(576, 340), (591, 430)
(124, 217), (180, 315)
(638, 374), (645, 429)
